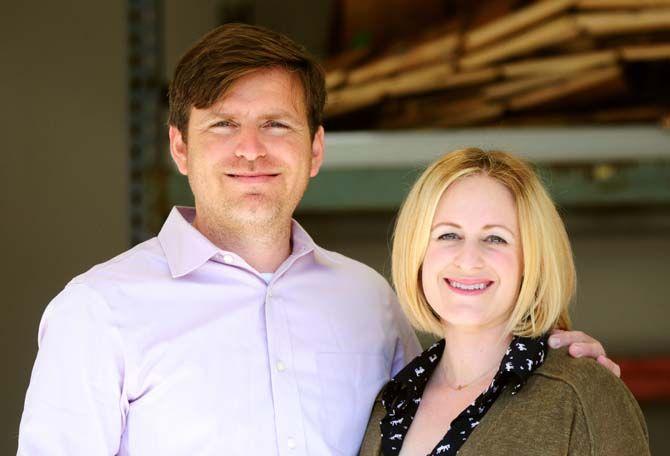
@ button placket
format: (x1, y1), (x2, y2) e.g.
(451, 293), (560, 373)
(264, 289), (307, 455)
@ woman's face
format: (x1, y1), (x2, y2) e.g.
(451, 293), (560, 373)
(421, 174), (522, 331)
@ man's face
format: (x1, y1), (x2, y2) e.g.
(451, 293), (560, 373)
(169, 68), (324, 234)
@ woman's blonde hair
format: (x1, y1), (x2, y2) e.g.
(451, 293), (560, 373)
(392, 148), (575, 338)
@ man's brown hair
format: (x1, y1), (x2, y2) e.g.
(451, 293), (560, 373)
(168, 23), (326, 140)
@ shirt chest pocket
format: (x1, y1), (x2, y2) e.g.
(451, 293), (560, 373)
(316, 352), (390, 455)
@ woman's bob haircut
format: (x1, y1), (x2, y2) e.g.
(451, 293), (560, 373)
(392, 148), (575, 338)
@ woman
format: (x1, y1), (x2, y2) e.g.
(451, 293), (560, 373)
(360, 148), (649, 455)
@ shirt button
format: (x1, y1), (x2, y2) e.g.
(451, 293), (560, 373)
(287, 437), (296, 449)
(276, 361), (286, 372)
(222, 254), (234, 264)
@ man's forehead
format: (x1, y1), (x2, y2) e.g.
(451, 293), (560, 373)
(204, 68), (307, 117)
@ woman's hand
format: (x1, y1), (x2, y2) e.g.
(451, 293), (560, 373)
(548, 329), (621, 377)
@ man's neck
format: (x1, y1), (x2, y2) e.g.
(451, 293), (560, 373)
(193, 215), (292, 273)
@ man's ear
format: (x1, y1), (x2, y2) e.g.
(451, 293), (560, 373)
(169, 125), (189, 175)
(309, 126), (325, 178)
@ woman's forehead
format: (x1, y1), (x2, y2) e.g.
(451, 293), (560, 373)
(434, 175), (518, 228)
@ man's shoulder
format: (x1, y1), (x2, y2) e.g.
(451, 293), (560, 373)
(313, 245), (392, 290)
(69, 236), (167, 288)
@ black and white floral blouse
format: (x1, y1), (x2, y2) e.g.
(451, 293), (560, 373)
(379, 334), (549, 456)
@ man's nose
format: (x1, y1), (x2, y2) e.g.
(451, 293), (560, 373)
(234, 127), (267, 161)
(454, 240), (485, 271)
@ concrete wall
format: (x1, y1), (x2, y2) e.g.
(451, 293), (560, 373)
(1, 2), (127, 454)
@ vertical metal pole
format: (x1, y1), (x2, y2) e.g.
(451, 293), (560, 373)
(127, 0), (164, 245)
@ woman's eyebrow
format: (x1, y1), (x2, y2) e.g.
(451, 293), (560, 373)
(483, 224), (516, 239)
(430, 222), (460, 231)
(430, 222), (516, 237)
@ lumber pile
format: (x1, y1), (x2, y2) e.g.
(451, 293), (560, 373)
(324, 0), (670, 129)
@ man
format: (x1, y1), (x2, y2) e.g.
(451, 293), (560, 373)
(18, 24), (618, 455)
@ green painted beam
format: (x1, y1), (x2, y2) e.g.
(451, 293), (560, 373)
(168, 161), (670, 211)
(298, 162), (670, 210)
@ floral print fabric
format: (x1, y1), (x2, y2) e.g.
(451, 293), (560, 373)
(380, 334), (549, 455)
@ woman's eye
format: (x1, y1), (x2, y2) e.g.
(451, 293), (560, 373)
(437, 232), (460, 241)
(485, 235), (507, 244)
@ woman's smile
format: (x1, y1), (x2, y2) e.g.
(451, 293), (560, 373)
(445, 278), (494, 295)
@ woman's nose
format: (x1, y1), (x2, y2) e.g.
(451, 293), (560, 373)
(453, 240), (485, 271)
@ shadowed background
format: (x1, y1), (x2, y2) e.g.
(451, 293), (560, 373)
(2, 1), (669, 454)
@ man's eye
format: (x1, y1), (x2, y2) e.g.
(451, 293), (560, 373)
(485, 235), (507, 244)
(437, 233), (460, 241)
(212, 120), (234, 128)
(265, 121), (288, 129)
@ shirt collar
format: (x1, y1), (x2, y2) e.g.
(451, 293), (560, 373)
(157, 206), (319, 278)
(382, 339), (444, 413)
(497, 334), (548, 394)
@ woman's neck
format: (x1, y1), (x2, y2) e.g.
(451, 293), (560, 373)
(438, 323), (512, 389)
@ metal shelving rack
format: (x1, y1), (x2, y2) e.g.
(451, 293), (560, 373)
(128, 0), (166, 245)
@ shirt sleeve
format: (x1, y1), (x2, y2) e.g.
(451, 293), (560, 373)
(18, 283), (128, 455)
(387, 286), (421, 377)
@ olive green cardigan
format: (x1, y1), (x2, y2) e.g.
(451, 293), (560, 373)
(359, 348), (650, 456)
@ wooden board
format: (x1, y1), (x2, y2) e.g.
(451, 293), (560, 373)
(433, 99), (505, 127)
(383, 63), (455, 97)
(464, 0), (577, 50)
(578, 0), (670, 9)
(508, 65), (623, 110)
(387, 67), (499, 97)
(326, 70), (348, 90)
(327, 65), (455, 117)
(484, 73), (566, 100)
(502, 49), (617, 77)
(621, 42), (670, 60)
(347, 34), (458, 86)
(326, 64), (499, 114)
(460, 16), (582, 70)
(325, 82), (390, 117)
(577, 9), (670, 36)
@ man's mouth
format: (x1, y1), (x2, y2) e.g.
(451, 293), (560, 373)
(226, 173), (279, 183)
(445, 278), (493, 294)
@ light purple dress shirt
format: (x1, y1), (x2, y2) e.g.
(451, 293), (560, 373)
(18, 207), (421, 456)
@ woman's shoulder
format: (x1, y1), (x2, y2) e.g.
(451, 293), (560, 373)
(524, 347), (649, 454)
(534, 347), (630, 400)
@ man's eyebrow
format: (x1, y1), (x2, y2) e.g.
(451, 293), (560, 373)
(203, 109), (303, 123)
(259, 110), (303, 122)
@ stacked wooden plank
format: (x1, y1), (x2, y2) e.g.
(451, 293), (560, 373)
(325, 0), (670, 128)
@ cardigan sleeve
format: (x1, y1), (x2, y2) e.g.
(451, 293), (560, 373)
(358, 389), (386, 456)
